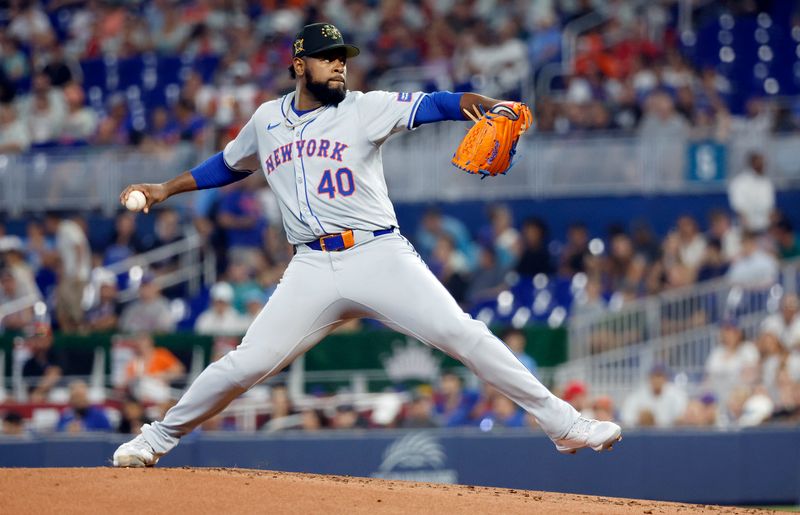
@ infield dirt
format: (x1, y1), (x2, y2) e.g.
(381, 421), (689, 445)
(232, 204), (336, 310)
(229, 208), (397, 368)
(0, 468), (777, 514)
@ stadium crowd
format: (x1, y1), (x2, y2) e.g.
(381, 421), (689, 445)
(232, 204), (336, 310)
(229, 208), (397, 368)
(1, 0), (799, 154)
(3, 305), (800, 436)
(2, 1), (800, 437)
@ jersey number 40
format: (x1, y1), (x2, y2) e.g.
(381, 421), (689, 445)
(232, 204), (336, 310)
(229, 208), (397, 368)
(318, 167), (355, 199)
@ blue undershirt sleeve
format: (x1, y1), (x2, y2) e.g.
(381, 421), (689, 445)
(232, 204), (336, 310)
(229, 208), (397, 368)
(190, 152), (253, 190)
(412, 91), (465, 127)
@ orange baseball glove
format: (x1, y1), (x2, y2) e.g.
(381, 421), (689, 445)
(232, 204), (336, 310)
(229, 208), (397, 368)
(451, 102), (533, 178)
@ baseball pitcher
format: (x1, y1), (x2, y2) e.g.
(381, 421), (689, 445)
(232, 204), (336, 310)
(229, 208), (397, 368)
(113, 23), (621, 467)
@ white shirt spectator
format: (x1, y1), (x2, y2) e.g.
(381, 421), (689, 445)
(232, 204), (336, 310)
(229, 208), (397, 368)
(621, 381), (688, 428)
(679, 234), (707, 270)
(57, 219), (91, 282)
(728, 169), (775, 233)
(195, 282), (250, 336)
(727, 248), (779, 286)
(761, 314), (800, 349)
(705, 341), (759, 402)
(0, 104), (31, 153)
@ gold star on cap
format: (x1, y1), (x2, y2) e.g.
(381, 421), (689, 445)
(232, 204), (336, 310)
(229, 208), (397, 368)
(294, 38), (304, 55)
(321, 24), (341, 40)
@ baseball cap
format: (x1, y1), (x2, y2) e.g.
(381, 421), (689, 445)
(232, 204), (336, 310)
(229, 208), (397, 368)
(562, 380), (587, 403)
(210, 282), (234, 303)
(291, 23), (360, 59)
(0, 235), (24, 254)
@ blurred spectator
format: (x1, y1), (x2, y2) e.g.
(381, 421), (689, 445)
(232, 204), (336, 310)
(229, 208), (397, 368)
(571, 276), (607, 318)
(476, 394), (525, 429)
(299, 409), (324, 431)
(562, 380), (593, 418)
(116, 397), (151, 434)
(704, 321), (759, 404)
(103, 211), (145, 266)
(119, 274), (176, 333)
(44, 211), (91, 332)
(21, 321), (64, 402)
(20, 72), (66, 146)
(1, 411), (26, 436)
(241, 290), (268, 326)
(482, 205), (521, 269)
(728, 152), (775, 234)
(0, 269), (34, 331)
(434, 371), (479, 427)
(262, 383), (298, 431)
(56, 380), (112, 433)
(0, 34), (30, 85)
(591, 395), (616, 422)
(0, 103), (30, 154)
(621, 365), (688, 428)
(123, 333), (185, 403)
(677, 393), (718, 427)
(674, 215), (707, 273)
(560, 222), (590, 275)
(501, 327), (537, 375)
(771, 217), (800, 260)
(400, 388), (438, 428)
(0, 236), (40, 299)
(696, 239), (729, 283)
(707, 210), (741, 262)
(217, 181), (268, 268)
(761, 294), (800, 349)
(225, 262), (264, 315)
(195, 282), (249, 336)
(465, 245), (507, 305)
(638, 91), (690, 141)
(331, 404), (367, 430)
(727, 232), (779, 287)
(429, 235), (470, 304)
(84, 270), (121, 332)
(59, 83), (97, 145)
(515, 218), (553, 278)
(94, 95), (132, 146)
(8, 2), (53, 45)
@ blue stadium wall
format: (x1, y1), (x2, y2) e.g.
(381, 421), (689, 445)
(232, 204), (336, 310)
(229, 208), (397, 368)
(394, 190), (800, 242)
(7, 191), (799, 248)
(1, 427), (798, 506)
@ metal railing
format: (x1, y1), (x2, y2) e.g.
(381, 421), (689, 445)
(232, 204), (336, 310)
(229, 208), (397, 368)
(561, 258), (800, 403)
(1, 132), (800, 210)
(102, 230), (214, 303)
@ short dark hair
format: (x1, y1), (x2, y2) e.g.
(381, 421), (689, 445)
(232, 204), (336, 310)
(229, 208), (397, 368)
(288, 63), (296, 80)
(501, 327), (525, 340)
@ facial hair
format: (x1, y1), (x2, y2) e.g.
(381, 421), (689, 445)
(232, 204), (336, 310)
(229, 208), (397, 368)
(305, 67), (346, 106)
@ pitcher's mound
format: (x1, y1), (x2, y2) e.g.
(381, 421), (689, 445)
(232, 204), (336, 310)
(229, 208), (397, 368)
(0, 468), (774, 514)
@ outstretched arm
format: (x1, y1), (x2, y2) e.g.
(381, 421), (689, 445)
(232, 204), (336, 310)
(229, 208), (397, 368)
(412, 92), (506, 127)
(119, 152), (252, 213)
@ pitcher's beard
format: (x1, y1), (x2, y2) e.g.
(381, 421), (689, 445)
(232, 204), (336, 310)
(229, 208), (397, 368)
(305, 69), (346, 106)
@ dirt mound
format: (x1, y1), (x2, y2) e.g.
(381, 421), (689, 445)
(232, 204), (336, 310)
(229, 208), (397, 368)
(0, 468), (774, 514)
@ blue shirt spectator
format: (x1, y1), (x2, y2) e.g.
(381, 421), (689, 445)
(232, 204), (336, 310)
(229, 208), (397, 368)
(56, 380), (112, 433)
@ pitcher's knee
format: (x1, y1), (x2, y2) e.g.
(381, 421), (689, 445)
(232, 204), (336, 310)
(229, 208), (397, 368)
(219, 346), (283, 389)
(430, 317), (492, 357)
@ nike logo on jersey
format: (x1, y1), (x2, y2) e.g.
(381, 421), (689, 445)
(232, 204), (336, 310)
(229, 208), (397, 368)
(266, 122), (280, 131)
(265, 139), (349, 174)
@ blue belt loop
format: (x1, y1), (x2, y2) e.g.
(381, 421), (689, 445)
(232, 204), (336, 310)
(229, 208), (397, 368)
(306, 228), (394, 252)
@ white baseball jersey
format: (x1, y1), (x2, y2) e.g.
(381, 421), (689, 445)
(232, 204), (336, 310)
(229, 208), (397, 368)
(222, 90), (427, 244)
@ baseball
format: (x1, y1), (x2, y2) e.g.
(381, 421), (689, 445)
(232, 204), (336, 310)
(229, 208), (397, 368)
(125, 190), (147, 212)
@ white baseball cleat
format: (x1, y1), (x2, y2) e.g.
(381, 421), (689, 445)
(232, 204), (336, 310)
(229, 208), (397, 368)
(554, 417), (622, 455)
(113, 433), (161, 467)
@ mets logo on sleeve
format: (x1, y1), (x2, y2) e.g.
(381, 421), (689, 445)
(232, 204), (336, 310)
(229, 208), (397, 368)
(397, 92), (412, 103)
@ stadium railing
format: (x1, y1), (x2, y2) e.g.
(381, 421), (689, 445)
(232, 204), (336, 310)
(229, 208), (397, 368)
(560, 257), (800, 402)
(2, 131), (799, 212)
